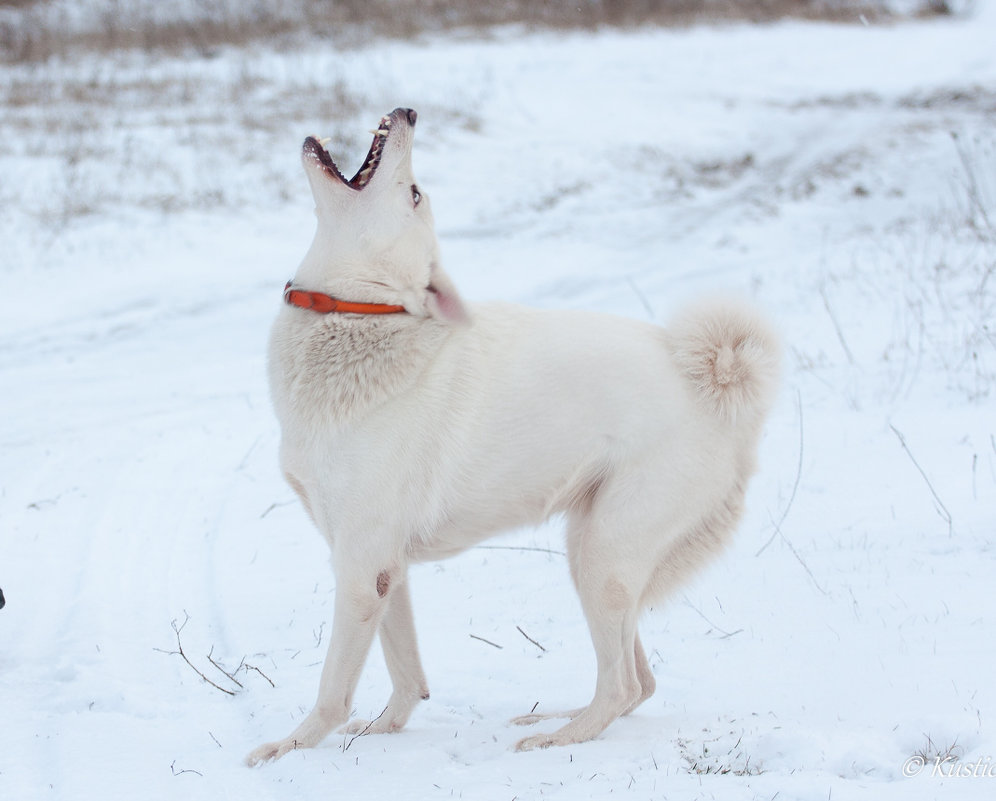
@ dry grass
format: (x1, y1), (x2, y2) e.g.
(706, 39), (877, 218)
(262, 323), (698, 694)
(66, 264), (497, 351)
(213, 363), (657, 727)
(677, 725), (765, 776)
(0, 43), (482, 227)
(912, 733), (964, 765)
(811, 123), (996, 405)
(0, 0), (946, 65)
(0, 55), (367, 222)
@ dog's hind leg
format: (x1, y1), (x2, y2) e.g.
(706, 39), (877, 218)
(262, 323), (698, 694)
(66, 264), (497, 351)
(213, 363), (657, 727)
(515, 512), (647, 751)
(624, 633), (656, 715)
(341, 571), (430, 735)
(515, 598), (642, 750)
(512, 632), (654, 727)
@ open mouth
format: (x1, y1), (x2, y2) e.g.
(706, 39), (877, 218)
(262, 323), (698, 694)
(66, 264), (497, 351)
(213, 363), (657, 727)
(303, 113), (393, 190)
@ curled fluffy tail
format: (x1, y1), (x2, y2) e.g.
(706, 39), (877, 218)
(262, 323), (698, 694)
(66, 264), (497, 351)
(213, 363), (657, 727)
(667, 298), (781, 424)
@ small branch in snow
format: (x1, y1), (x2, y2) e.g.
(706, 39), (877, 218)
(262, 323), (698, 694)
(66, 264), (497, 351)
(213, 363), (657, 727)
(207, 645), (244, 689)
(238, 659), (276, 688)
(469, 633), (503, 649)
(475, 545), (566, 557)
(154, 613), (237, 696)
(626, 276), (655, 320)
(773, 522), (830, 597)
(516, 625), (547, 652)
(27, 495), (60, 511)
(682, 599), (743, 639)
(342, 707), (387, 752)
(972, 453), (978, 500)
(889, 424), (953, 537)
(819, 285), (855, 366)
(236, 436), (261, 472)
(756, 390), (804, 557)
(170, 760), (203, 777)
(260, 500), (295, 519)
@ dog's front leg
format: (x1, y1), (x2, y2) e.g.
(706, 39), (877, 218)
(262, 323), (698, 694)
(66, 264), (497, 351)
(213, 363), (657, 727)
(246, 564), (395, 765)
(341, 571), (429, 735)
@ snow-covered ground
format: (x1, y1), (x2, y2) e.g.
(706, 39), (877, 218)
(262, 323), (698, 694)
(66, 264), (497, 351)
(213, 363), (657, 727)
(2, 7), (995, 800)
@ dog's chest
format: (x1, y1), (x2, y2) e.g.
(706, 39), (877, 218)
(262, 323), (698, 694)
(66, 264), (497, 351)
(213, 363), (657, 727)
(268, 311), (449, 427)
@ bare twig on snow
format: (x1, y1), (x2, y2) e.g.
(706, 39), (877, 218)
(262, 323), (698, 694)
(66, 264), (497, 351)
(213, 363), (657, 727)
(469, 633), (503, 649)
(756, 390), (804, 557)
(516, 625), (547, 652)
(889, 424), (953, 537)
(154, 613), (237, 696)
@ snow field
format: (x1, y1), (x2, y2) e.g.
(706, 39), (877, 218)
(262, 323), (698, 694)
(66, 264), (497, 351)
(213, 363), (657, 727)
(2, 7), (995, 800)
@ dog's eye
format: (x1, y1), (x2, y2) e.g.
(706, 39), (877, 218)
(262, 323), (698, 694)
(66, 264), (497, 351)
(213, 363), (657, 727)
(411, 184), (422, 206)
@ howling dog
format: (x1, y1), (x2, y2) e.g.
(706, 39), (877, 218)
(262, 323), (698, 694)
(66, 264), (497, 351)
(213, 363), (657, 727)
(247, 108), (779, 765)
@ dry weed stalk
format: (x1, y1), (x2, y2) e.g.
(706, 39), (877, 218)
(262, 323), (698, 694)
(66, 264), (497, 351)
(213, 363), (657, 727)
(1, 1), (940, 66)
(154, 612), (274, 695)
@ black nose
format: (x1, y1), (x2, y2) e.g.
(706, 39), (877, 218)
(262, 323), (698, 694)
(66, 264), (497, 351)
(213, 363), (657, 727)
(406, 108), (417, 127)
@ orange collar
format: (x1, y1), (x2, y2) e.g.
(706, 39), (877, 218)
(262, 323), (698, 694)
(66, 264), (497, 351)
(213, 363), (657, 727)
(283, 282), (406, 315)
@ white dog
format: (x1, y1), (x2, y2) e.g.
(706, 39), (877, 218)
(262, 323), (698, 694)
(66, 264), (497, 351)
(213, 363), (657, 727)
(247, 108), (779, 765)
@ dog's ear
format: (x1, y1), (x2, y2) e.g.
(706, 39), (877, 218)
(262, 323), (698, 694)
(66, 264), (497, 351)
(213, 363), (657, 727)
(425, 264), (470, 324)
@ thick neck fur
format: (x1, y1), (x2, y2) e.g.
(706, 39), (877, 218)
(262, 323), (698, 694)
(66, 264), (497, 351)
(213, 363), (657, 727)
(268, 308), (450, 430)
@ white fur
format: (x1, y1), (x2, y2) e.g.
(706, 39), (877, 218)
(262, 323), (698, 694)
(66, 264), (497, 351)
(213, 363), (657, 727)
(246, 108), (780, 765)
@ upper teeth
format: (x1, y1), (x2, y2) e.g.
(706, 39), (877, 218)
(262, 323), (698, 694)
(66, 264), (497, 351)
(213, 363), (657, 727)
(312, 114), (395, 188)
(352, 117), (393, 187)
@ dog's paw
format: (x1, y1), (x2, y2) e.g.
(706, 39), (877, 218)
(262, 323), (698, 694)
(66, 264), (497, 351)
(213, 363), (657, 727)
(245, 738), (300, 766)
(339, 716), (402, 736)
(515, 732), (561, 752)
(340, 719), (370, 736)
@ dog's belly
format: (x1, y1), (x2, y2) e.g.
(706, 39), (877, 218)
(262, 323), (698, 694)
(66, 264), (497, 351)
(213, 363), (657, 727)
(280, 407), (612, 561)
(410, 456), (591, 561)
